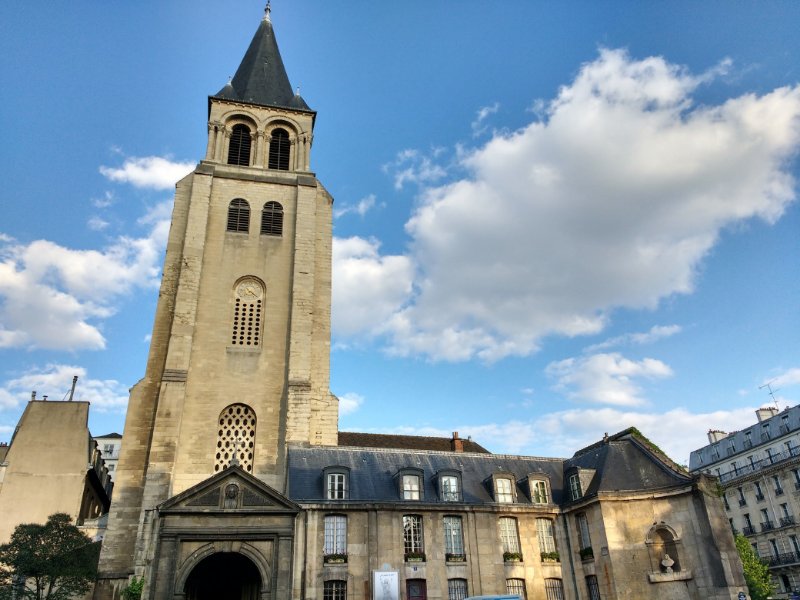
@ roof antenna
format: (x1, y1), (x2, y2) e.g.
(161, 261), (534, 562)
(759, 379), (781, 410)
(264, 1), (272, 22)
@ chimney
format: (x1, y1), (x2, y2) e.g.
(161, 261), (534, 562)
(707, 429), (727, 444)
(756, 406), (779, 422)
(451, 432), (464, 453)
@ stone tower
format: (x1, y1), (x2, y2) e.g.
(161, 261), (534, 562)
(95, 7), (337, 597)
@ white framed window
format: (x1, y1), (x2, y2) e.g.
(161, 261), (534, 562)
(326, 472), (347, 500)
(499, 517), (521, 554)
(403, 474), (421, 500)
(544, 579), (565, 600)
(576, 513), (591, 550)
(448, 579), (468, 600)
(441, 474), (461, 502)
(506, 579), (526, 600)
(537, 518), (557, 554)
(568, 473), (582, 500)
(495, 477), (514, 503)
(444, 516), (465, 556)
(403, 515), (424, 556)
(323, 515), (347, 555)
(532, 479), (549, 504)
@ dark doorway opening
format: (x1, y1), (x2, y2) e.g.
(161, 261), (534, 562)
(185, 552), (261, 600)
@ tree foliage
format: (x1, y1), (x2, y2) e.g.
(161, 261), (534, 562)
(0, 513), (100, 600)
(121, 577), (143, 600)
(735, 533), (774, 600)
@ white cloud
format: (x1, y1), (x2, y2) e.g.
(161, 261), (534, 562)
(585, 324), (682, 352)
(352, 49), (800, 362)
(338, 392), (364, 415)
(100, 156), (194, 190)
(334, 194), (378, 219)
(771, 368), (800, 388)
(546, 352), (673, 406)
(472, 102), (500, 137)
(383, 148), (448, 190)
(0, 364), (129, 413)
(0, 202), (170, 350)
(87, 216), (110, 231)
(331, 237), (414, 337)
(92, 191), (115, 209)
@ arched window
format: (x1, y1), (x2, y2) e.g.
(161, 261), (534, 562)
(268, 128), (290, 170)
(227, 124), (252, 166)
(261, 201), (283, 236)
(231, 277), (264, 347)
(214, 404), (256, 473)
(227, 199), (250, 233)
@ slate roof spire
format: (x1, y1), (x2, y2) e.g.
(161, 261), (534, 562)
(213, 4), (311, 112)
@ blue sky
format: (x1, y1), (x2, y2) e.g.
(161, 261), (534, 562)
(0, 2), (798, 464)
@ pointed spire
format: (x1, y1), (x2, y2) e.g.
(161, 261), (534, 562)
(213, 5), (311, 112)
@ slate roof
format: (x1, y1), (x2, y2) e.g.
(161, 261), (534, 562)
(212, 12), (312, 112)
(338, 432), (490, 454)
(94, 432), (122, 439)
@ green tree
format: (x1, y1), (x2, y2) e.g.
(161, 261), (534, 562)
(0, 513), (100, 600)
(735, 533), (774, 600)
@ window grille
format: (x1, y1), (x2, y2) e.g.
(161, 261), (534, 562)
(505, 579), (526, 600)
(499, 517), (520, 553)
(403, 515), (424, 555)
(227, 124), (252, 166)
(261, 201), (284, 236)
(231, 278), (264, 346)
(227, 199), (250, 232)
(268, 128), (290, 170)
(544, 579), (565, 600)
(448, 579), (468, 600)
(586, 576), (600, 600)
(323, 581), (346, 600)
(214, 404), (256, 473)
(443, 516), (464, 555)
(324, 515), (347, 555)
(537, 518), (557, 554)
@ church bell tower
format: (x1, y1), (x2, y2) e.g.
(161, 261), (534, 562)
(95, 7), (337, 597)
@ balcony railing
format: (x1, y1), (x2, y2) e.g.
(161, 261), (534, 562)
(743, 525), (757, 536)
(761, 521), (775, 532)
(717, 447), (800, 483)
(780, 516), (796, 527)
(756, 493), (765, 502)
(767, 552), (800, 567)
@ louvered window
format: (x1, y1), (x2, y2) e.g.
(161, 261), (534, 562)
(214, 404), (256, 473)
(261, 201), (283, 236)
(227, 199), (250, 233)
(268, 128), (290, 170)
(227, 124), (252, 166)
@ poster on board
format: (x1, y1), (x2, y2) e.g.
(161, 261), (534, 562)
(373, 571), (399, 600)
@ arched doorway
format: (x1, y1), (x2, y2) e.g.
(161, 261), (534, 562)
(185, 552), (261, 600)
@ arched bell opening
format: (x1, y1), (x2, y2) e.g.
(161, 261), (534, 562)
(184, 552), (261, 600)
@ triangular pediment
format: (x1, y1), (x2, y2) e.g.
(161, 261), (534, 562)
(159, 466), (300, 513)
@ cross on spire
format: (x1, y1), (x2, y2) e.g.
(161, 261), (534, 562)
(264, 1), (272, 22)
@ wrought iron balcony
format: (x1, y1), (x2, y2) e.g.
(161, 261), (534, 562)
(742, 525), (756, 535)
(780, 516), (796, 527)
(767, 552), (800, 567)
(761, 520), (775, 532)
(717, 447), (800, 484)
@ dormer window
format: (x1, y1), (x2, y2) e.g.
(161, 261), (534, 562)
(323, 467), (349, 500)
(438, 471), (462, 502)
(568, 473), (582, 501)
(494, 477), (515, 503)
(398, 468), (424, 501)
(531, 479), (550, 504)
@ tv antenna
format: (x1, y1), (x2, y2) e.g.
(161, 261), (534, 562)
(759, 379), (781, 409)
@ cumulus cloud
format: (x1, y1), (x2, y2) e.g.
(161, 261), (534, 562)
(546, 352), (673, 406)
(352, 49), (800, 362)
(100, 156), (194, 190)
(771, 368), (800, 388)
(0, 201), (171, 350)
(331, 237), (414, 337)
(334, 194), (378, 219)
(338, 392), (365, 415)
(584, 324), (682, 352)
(0, 364), (129, 413)
(383, 148), (448, 190)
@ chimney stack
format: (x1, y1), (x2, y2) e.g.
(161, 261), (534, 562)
(756, 406), (779, 422)
(707, 429), (727, 444)
(451, 431), (464, 453)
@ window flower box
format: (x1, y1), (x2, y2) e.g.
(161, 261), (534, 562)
(323, 553), (347, 564)
(446, 553), (466, 562)
(541, 551), (560, 563)
(503, 551), (523, 563)
(405, 552), (426, 562)
(579, 547), (594, 560)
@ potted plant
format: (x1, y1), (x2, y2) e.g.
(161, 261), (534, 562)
(324, 553), (348, 564)
(405, 551), (426, 562)
(541, 551), (560, 563)
(503, 551), (523, 562)
(446, 553), (466, 562)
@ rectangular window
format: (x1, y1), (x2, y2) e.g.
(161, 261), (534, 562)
(532, 480), (549, 504)
(537, 518), (557, 554)
(103, 444), (114, 455)
(495, 478), (514, 503)
(443, 516), (464, 556)
(790, 535), (800, 555)
(544, 578), (565, 600)
(774, 475), (784, 494)
(323, 515), (346, 555)
(327, 473), (346, 500)
(441, 475), (460, 502)
(323, 581), (346, 600)
(403, 475), (421, 500)
(403, 515), (424, 556)
(506, 579), (527, 600)
(755, 481), (764, 500)
(448, 579), (467, 600)
(499, 517), (521, 554)
(569, 474), (582, 500)
(576, 513), (592, 550)
(586, 575), (601, 600)
(770, 539), (780, 558)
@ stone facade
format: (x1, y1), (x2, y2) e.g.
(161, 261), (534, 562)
(691, 405), (800, 598)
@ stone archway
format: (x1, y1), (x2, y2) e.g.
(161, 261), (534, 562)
(184, 552), (261, 600)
